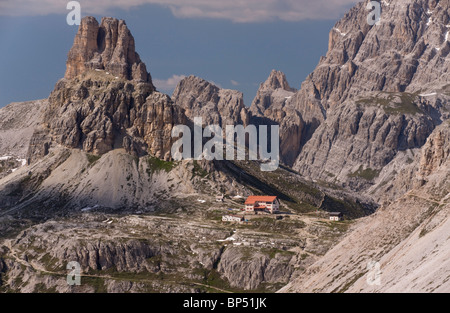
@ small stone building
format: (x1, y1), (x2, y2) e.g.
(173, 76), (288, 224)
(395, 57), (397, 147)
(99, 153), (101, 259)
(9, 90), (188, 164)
(222, 215), (244, 223)
(329, 212), (343, 221)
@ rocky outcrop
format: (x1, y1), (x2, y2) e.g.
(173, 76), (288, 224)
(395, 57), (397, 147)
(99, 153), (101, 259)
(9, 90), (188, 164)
(0, 100), (43, 159)
(172, 76), (249, 127)
(419, 123), (450, 177)
(0, 214), (305, 293)
(65, 17), (151, 83)
(250, 70), (297, 117)
(218, 246), (295, 290)
(283, 0), (450, 170)
(248, 70), (304, 166)
(294, 94), (439, 191)
(27, 17), (187, 162)
(292, 0), (450, 115)
(28, 73), (186, 161)
(281, 123), (450, 293)
(289, 0), (450, 190)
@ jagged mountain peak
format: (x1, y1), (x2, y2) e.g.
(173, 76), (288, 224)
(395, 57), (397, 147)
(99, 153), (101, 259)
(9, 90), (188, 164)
(296, 0), (450, 113)
(292, 0), (450, 193)
(250, 70), (296, 117)
(25, 17), (187, 163)
(261, 70), (296, 93)
(65, 16), (152, 84)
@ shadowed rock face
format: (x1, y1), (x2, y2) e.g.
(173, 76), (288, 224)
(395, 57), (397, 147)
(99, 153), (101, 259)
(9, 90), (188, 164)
(27, 73), (187, 162)
(289, 0), (450, 189)
(249, 70), (304, 166)
(65, 16), (152, 84)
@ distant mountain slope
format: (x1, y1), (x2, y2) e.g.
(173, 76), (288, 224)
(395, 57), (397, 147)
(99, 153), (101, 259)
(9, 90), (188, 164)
(0, 100), (43, 159)
(279, 0), (450, 293)
(281, 122), (450, 293)
(293, 0), (450, 193)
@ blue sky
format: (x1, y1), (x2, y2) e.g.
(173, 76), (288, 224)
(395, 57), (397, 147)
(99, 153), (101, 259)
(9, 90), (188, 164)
(0, 1), (359, 108)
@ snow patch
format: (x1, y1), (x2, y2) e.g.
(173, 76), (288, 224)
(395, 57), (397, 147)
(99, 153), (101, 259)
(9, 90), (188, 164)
(419, 92), (437, 97)
(334, 28), (346, 37)
(81, 205), (99, 212)
(218, 235), (236, 242)
(0, 156), (27, 167)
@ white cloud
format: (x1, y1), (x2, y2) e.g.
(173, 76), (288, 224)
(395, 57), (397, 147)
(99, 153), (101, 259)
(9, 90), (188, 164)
(230, 80), (239, 86)
(153, 74), (186, 91)
(0, 0), (360, 22)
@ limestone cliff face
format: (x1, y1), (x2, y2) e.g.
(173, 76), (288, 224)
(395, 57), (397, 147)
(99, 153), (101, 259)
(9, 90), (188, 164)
(65, 17), (151, 83)
(250, 70), (297, 117)
(281, 123), (450, 294)
(292, 0), (450, 115)
(419, 122), (450, 177)
(249, 70), (304, 166)
(291, 0), (450, 190)
(0, 100), (43, 176)
(293, 94), (444, 190)
(172, 76), (249, 127)
(28, 72), (186, 162)
(27, 17), (186, 163)
(283, 0), (449, 170)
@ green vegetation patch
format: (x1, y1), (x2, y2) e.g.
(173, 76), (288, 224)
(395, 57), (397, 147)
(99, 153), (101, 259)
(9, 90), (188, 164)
(348, 166), (380, 181)
(146, 156), (175, 174)
(33, 283), (58, 293)
(356, 92), (423, 115)
(260, 248), (295, 259)
(86, 154), (101, 165)
(242, 217), (306, 234)
(192, 160), (209, 178)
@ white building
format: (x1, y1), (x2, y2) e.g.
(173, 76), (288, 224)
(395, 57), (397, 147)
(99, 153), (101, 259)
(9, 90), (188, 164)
(222, 215), (244, 223)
